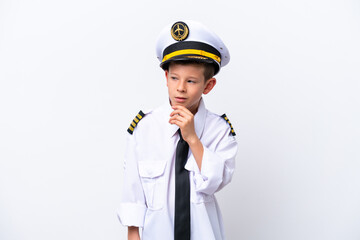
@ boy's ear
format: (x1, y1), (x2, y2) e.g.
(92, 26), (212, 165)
(203, 78), (216, 95)
(165, 70), (169, 86)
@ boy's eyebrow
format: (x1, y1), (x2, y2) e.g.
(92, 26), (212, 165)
(169, 72), (179, 77)
(187, 76), (200, 80)
(170, 73), (200, 80)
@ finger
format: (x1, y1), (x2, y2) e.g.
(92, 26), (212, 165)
(170, 109), (193, 118)
(169, 114), (187, 123)
(170, 110), (185, 118)
(169, 118), (185, 128)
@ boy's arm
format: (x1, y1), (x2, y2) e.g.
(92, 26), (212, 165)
(128, 226), (140, 240)
(193, 131), (237, 194)
(170, 105), (238, 195)
(186, 137), (204, 170)
(169, 105), (204, 170)
(117, 132), (147, 229)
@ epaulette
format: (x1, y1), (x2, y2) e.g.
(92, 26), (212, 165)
(127, 110), (145, 135)
(221, 114), (236, 136)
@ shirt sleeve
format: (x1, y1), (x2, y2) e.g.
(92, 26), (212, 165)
(184, 127), (238, 195)
(117, 132), (147, 227)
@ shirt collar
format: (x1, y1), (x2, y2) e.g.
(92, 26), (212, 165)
(160, 98), (207, 139)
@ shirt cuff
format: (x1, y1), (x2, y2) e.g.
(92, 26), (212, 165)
(117, 202), (147, 227)
(185, 147), (224, 194)
(185, 153), (207, 186)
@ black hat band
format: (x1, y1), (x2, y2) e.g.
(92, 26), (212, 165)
(162, 41), (221, 64)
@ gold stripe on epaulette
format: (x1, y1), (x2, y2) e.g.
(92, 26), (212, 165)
(221, 114), (236, 136)
(127, 110), (145, 135)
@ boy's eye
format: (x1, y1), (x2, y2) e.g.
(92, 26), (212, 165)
(171, 76), (178, 80)
(188, 80), (196, 83)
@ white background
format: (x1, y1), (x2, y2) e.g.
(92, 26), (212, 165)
(1, 0), (359, 239)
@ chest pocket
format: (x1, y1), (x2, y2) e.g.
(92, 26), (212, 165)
(138, 160), (167, 210)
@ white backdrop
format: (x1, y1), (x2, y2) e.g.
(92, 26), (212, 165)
(1, 0), (359, 239)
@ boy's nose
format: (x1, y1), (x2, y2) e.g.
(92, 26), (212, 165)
(177, 81), (186, 92)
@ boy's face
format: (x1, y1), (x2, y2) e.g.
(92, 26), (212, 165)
(165, 62), (216, 114)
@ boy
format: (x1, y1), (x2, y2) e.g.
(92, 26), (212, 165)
(117, 20), (238, 240)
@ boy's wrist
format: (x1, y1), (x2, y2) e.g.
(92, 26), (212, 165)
(186, 135), (204, 170)
(128, 226), (140, 240)
(186, 135), (200, 146)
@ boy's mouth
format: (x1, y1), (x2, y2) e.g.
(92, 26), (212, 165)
(174, 97), (187, 103)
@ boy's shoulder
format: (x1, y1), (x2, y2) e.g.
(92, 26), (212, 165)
(206, 110), (236, 137)
(219, 113), (236, 136)
(126, 109), (153, 135)
(126, 106), (164, 135)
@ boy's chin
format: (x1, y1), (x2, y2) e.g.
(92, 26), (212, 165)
(170, 101), (186, 108)
(169, 98), (200, 113)
(169, 98), (185, 106)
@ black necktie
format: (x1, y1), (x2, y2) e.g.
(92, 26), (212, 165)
(174, 129), (191, 240)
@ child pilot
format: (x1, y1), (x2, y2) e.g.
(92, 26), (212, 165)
(118, 20), (238, 240)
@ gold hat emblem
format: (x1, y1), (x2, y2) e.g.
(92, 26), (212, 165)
(171, 21), (189, 41)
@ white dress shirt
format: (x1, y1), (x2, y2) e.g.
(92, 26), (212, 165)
(117, 98), (238, 240)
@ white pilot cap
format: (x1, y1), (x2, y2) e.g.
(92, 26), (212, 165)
(156, 20), (230, 75)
